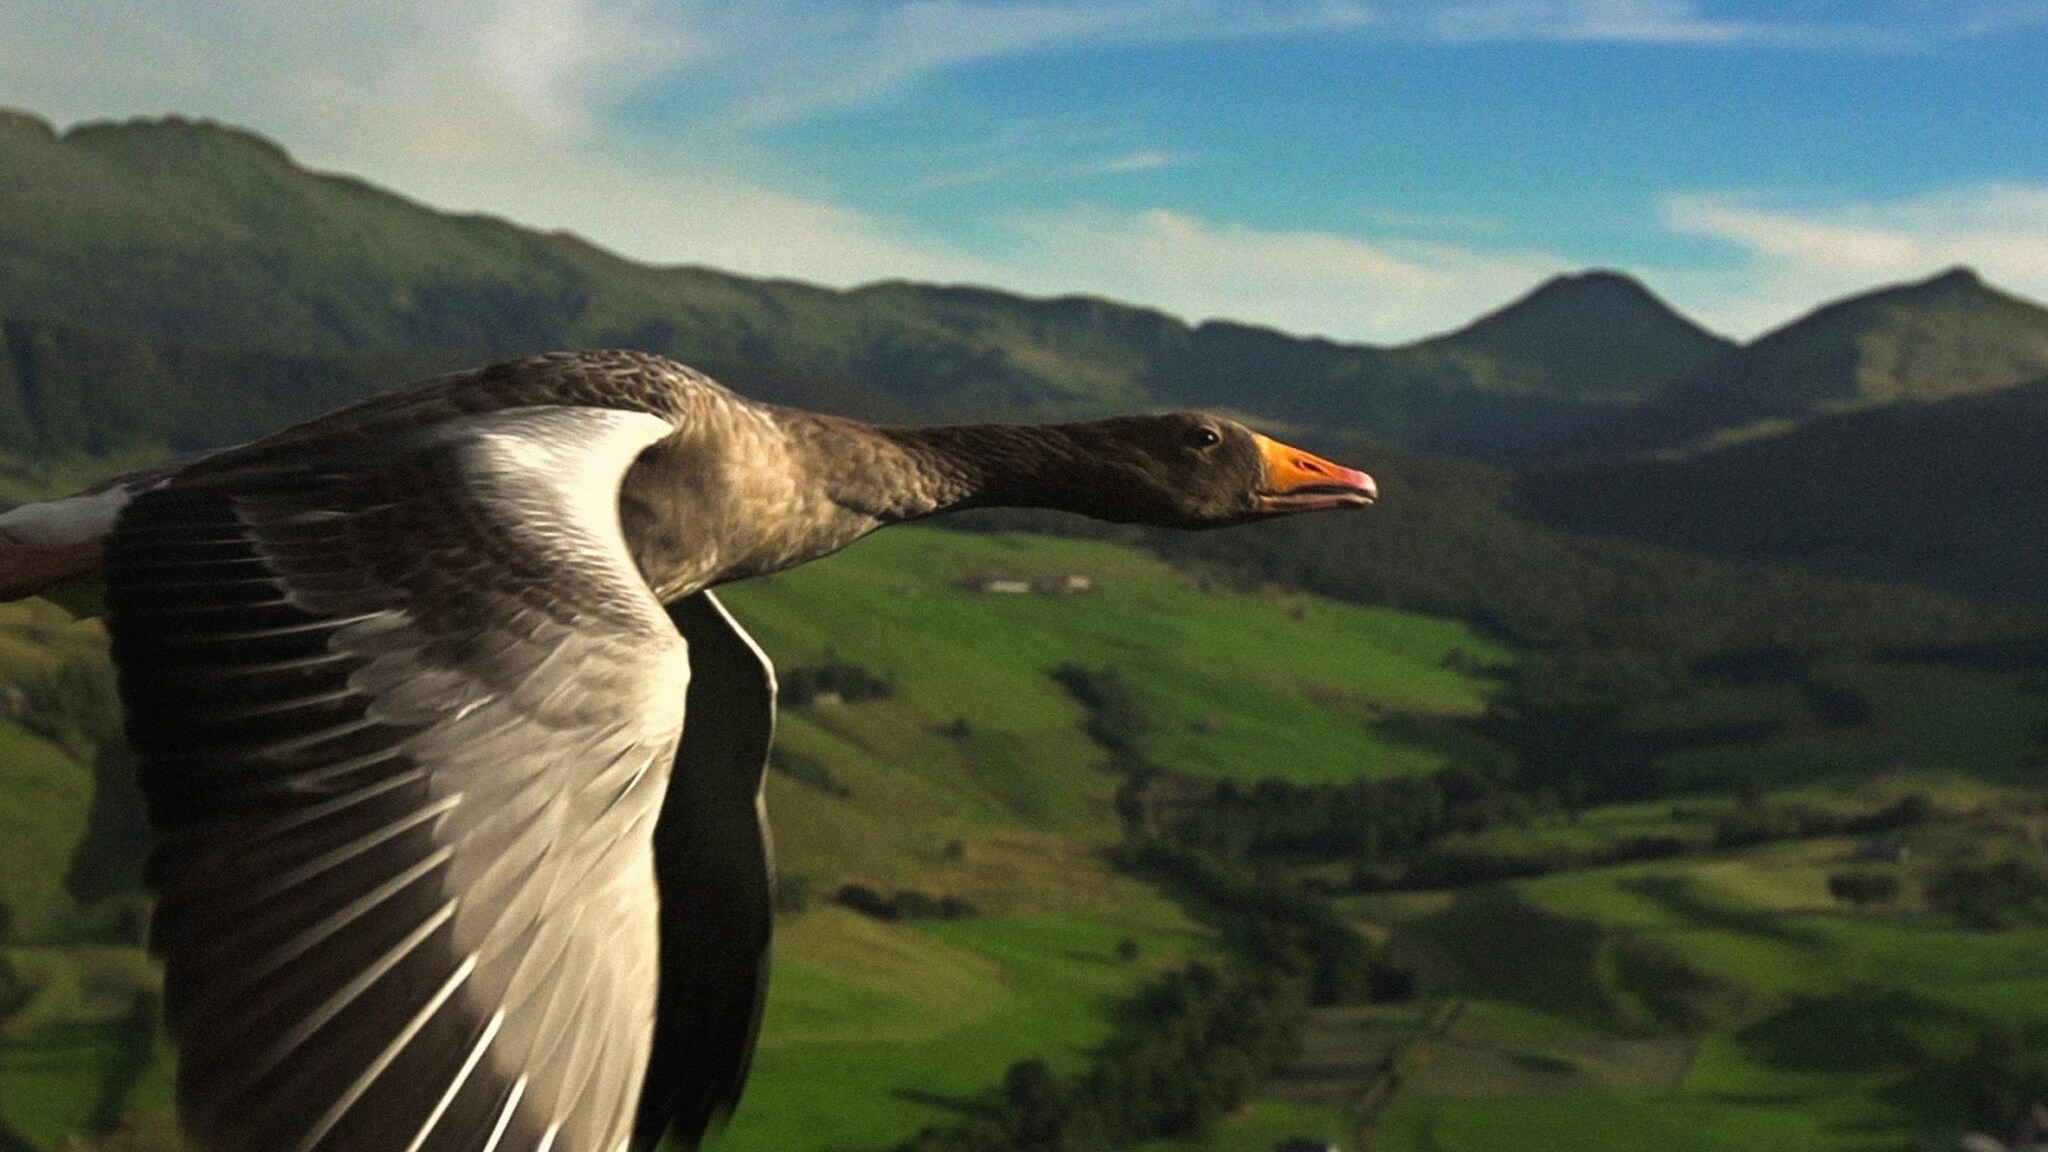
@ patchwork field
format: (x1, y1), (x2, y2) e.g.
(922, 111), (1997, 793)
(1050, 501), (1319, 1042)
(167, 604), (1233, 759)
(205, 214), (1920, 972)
(1344, 787), (2048, 1152)
(5, 521), (2042, 1152)
(0, 526), (1511, 1152)
(1647, 661), (2048, 794)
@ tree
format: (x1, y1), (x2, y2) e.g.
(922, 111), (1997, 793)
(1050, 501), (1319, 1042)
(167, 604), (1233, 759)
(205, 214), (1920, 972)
(1826, 869), (1901, 909)
(1926, 856), (2048, 930)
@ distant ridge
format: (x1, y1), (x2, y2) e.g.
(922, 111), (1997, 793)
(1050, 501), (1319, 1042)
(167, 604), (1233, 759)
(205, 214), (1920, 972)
(1524, 378), (2048, 601)
(6, 106), (2048, 468)
(1405, 269), (1734, 404)
(1583, 266), (2048, 452)
(0, 106), (1734, 461)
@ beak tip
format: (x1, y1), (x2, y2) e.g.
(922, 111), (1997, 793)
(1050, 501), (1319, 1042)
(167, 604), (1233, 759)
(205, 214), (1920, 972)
(1253, 433), (1378, 510)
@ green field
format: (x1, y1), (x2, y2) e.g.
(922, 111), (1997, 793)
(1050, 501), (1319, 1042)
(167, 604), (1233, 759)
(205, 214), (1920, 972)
(1646, 661), (2048, 794)
(719, 528), (1509, 794)
(0, 525), (1511, 1152)
(6, 522), (2044, 1152)
(1339, 791), (2048, 1152)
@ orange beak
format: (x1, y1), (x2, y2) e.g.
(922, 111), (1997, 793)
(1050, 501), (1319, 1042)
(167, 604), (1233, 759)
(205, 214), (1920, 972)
(1253, 434), (1377, 513)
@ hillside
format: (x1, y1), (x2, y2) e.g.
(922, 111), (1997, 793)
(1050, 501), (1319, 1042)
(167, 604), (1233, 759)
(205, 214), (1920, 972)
(9, 526), (2046, 1152)
(0, 527), (1513, 1152)
(14, 107), (2048, 472)
(8, 99), (2048, 1152)
(1401, 270), (1733, 405)
(1580, 268), (2048, 452)
(1522, 382), (2048, 603)
(0, 108), (1700, 458)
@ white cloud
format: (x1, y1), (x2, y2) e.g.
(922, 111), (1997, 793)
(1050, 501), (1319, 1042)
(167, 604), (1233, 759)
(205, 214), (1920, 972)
(998, 206), (1572, 341)
(1658, 184), (2048, 335)
(477, 0), (697, 137)
(1960, 0), (2048, 35)
(10, 0), (2039, 351)
(1082, 150), (1183, 175)
(1416, 0), (1767, 44)
(682, 0), (1373, 129)
(922, 149), (1188, 189)
(0, 0), (1568, 346)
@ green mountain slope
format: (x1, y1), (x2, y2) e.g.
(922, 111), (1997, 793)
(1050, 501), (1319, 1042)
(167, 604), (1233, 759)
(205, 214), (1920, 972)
(0, 526), (1511, 1152)
(0, 108), (1708, 458)
(1401, 270), (1733, 405)
(8, 100), (2048, 1152)
(1583, 267), (2048, 452)
(1521, 380), (2048, 602)
(9, 524), (2038, 1152)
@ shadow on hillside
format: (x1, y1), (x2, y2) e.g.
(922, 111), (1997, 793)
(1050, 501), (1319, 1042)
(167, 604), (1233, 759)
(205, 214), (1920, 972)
(887, 1086), (997, 1122)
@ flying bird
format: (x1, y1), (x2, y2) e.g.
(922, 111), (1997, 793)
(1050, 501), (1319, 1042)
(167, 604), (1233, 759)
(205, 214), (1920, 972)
(0, 350), (1376, 1152)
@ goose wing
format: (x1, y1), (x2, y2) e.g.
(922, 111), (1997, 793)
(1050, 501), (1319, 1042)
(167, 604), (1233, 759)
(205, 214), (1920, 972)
(107, 402), (690, 1152)
(635, 590), (777, 1150)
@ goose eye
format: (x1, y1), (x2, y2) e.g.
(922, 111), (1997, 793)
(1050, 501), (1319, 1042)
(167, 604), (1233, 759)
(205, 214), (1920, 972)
(1183, 427), (1221, 449)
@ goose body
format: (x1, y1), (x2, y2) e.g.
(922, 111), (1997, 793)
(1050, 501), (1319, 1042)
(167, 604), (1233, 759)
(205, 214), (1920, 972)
(0, 350), (1375, 1152)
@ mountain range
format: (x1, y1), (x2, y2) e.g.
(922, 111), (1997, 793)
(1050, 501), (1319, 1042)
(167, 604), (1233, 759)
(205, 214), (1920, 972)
(4, 107), (2048, 601)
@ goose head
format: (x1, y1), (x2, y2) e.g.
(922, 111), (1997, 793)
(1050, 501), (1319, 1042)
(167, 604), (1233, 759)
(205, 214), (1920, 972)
(1052, 412), (1377, 528)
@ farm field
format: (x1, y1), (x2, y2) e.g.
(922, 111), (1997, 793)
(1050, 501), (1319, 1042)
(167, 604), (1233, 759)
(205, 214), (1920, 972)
(5, 525), (2045, 1152)
(0, 526), (1510, 1152)
(1346, 787), (2048, 1152)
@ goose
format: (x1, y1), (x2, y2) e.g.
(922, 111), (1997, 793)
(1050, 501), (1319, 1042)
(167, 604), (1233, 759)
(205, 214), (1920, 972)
(0, 349), (1376, 1152)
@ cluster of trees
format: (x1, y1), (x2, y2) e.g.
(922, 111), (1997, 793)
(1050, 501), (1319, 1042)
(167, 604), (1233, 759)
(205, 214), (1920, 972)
(833, 884), (979, 922)
(1389, 790), (1927, 891)
(1925, 855), (2048, 930)
(1962, 1025), (2048, 1140)
(781, 653), (896, 708)
(1049, 664), (1151, 760)
(897, 960), (1308, 1152)
(958, 425), (2048, 816)
(1825, 870), (1902, 909)
(767, 746), (854, 799)
(1118, 766), (1529, 865)
(1120, 842), (1407, 1007)
(1116, 748), (1947, 894)
(1699, 788), (1933, 849)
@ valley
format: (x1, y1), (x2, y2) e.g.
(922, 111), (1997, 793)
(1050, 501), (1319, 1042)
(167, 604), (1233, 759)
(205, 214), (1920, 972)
(4, 105), (2048, 1152)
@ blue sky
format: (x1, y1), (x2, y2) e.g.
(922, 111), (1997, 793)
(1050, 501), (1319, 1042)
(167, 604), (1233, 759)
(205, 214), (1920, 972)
(5, 0), (2048, 341)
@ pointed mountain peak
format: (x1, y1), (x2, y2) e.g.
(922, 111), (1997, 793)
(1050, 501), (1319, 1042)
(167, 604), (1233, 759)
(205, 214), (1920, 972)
(62, 112), (294, 167)
(0, 107), (56, 141)
(1519, 268), (1664, 305)
(1923, 264), (1982, 290)
(1840, 265), (1992, 310)
(1606, 266), (2048, 452)
(1746, 265), (2041, 349)
(1443, 268), (1726, 346)
(1408, 268), (1734, 404)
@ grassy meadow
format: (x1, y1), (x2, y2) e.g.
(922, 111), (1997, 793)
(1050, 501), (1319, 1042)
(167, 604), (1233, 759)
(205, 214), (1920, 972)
(3, 522), (2044, 1152)
(1346, 784), (2048, 1152)
(0, 525), (1511, 1152)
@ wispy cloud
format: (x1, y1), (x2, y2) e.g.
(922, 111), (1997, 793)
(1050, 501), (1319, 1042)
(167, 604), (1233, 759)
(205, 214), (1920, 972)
(7, 0), (2046, 348)
(999, 205), (1572, 341)
(1376, 0), (1916, 47)
(1083, 149), (1183, 175)
(923, 149), (1188, 189)
(1658, 184), (2048, 334)
(0, 0), (1568, 342)
(677, 1), (1373, 129)
(1960, 0), (2048, 35)
(1417, 0), (1767, 44)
